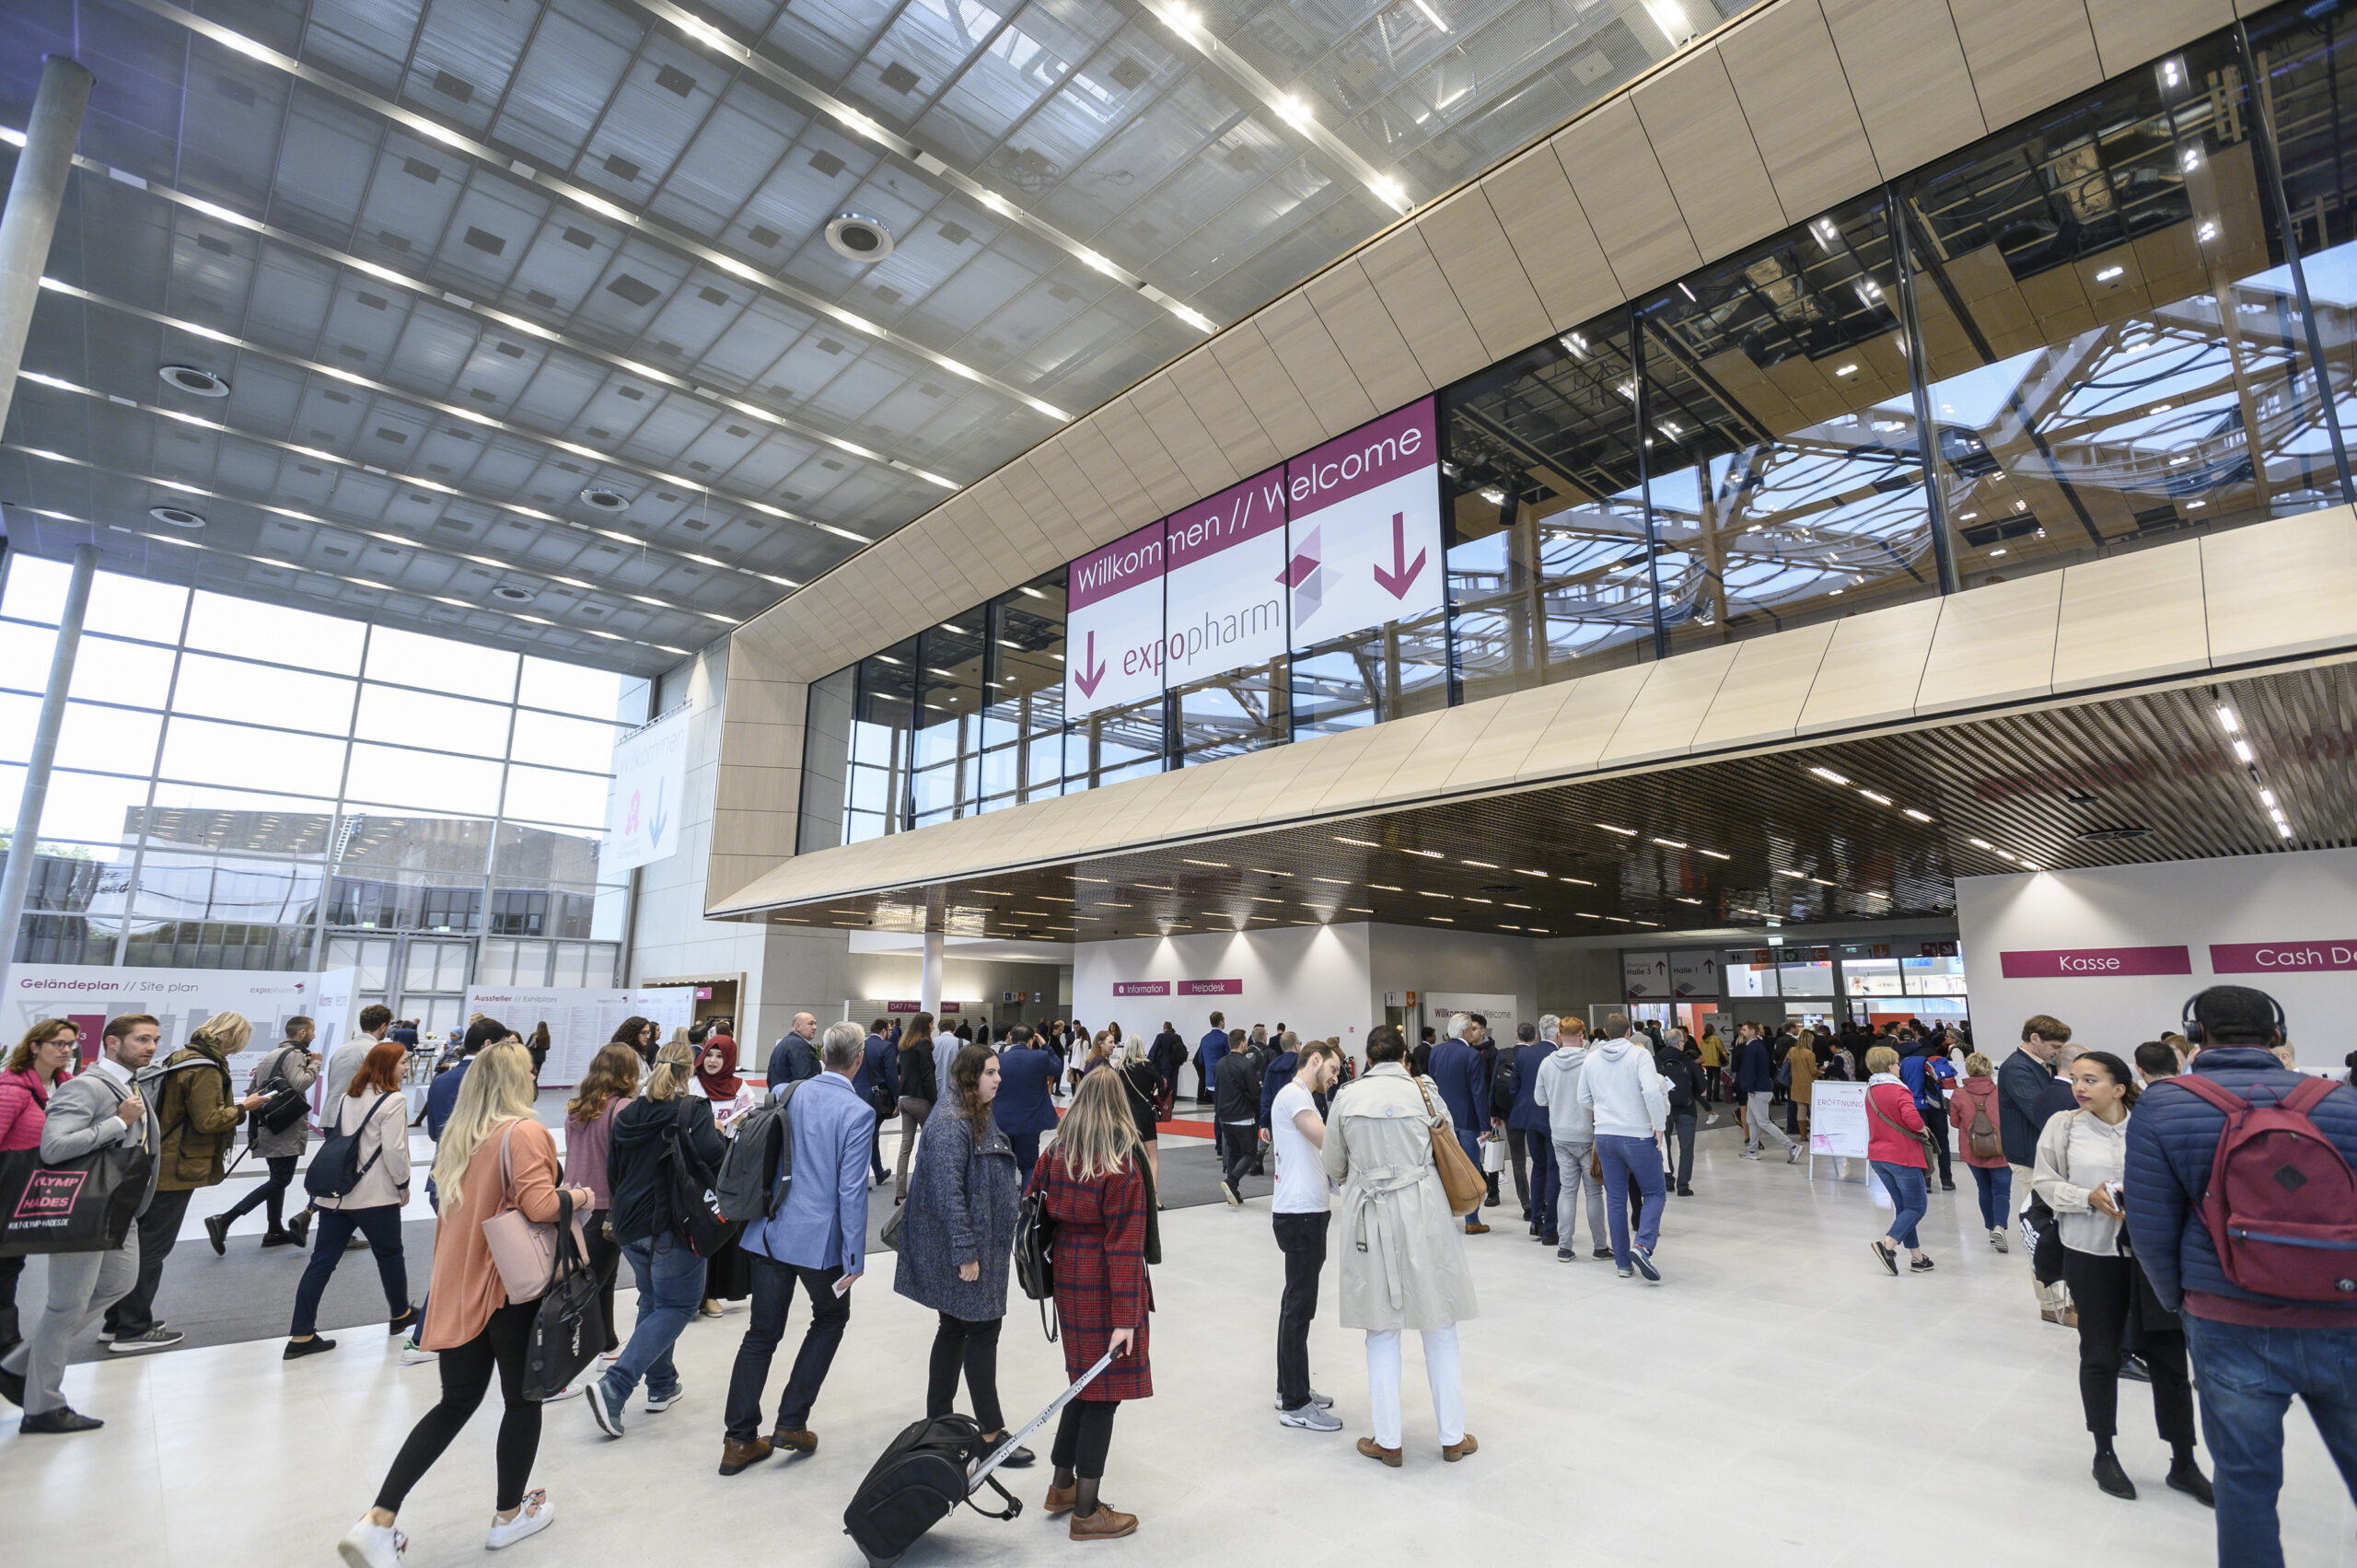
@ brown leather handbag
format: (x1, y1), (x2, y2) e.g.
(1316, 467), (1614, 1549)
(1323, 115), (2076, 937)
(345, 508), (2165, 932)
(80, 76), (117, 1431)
(1417, 1078), (1487, 1216)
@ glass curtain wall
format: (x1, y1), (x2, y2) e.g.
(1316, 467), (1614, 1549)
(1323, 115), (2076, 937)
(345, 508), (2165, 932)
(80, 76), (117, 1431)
(0, 557), (639, 1028)
(801, 0), (2357, 845)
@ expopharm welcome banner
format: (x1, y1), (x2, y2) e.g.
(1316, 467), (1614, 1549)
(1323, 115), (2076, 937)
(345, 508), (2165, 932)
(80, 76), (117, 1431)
(1056, 399), (1446, 717)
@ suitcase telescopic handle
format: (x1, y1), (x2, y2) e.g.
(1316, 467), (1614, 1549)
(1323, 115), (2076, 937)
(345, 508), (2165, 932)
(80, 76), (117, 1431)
(968, 1348), (1118, 1493)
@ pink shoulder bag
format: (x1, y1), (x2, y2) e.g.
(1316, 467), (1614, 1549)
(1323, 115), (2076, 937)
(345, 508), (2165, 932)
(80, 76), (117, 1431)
(481, 1121), (589, 1304)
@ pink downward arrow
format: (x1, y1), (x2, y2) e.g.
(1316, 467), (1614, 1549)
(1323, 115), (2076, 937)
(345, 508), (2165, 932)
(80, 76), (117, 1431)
(1073, 628), (1109, 698)
(1371, 510), (1426, 598)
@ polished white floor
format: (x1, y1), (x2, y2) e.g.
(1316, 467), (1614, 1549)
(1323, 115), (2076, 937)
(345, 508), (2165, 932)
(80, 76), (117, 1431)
(6, 1132), (2351, 1568)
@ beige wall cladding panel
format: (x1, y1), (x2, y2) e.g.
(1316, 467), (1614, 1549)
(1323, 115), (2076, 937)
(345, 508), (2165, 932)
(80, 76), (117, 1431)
(1127, 372), (1238, 494)
(1310, 708), (1452, 813)
(1948, 0), (2103, 131)
(2203, 505), (2357, 665)
(967, 472), (1056, 563)
(718, 719), (801, 775)
(1795, 598), (1944, 732)
(1154, 751), (1267, 838)
(1441, 680), (1587, 793)
(1357, 226), (1491, 389)
(1368, 699), (1526, 804)
(1208, 322), (1327, 460)
(723, 677), (804, 731)
(1089, 396), (1193, 515)
(1518, 663), (1655, 779)
(2051, 542), (2212, 689)
(1009, 457), (1100, 559)
(1305, 259), (1434, 412)
(1689, 620), (1840, 749)
(1026, 442), (1119, 542)
(711, 807), (797, 863)
(1416, 187), (1554, 362)
(1631, 47), (1789, 265)
(1165, 352), (1283, 479)
(1059, 417), (1157, 530)
(1599, 642), (1745, 765)
(932, 489), (1015, 581)
(1557, 97), (1702, 296)
(1819, 0), (1986, 178)
(1913, 572), (2063, 714)
(1218, 733), (1333, 823)
(2086, 0), (2233, 74)
(901, 526), (983, 606)
(1256, 292), (1379, 441)
(1720, 0), (1884, 220)
(704, 854), (778, 913)
(1260, 725), (1395, 824)
(1480, 145), (1622, 333)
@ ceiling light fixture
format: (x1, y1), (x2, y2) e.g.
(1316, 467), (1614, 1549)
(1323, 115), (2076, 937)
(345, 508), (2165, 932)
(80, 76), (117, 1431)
(158, 364), (229, 397)
(146, 505), (205, 529)
(1902, 808), (1933, 822)
(1333, 836), (1380, 847)
(1809, 767), (1849, 784)
(1859, 789), (1892, 806)
(1699, 849), (1729, 861)
(1596, 823), (1636, 836)
(1652, 838), (1686, 849)
(1462, 859), (1497, 868)
(1181, 858), (1230, 868)
(578, 487), (631, 513)
(1512, 867), (1548, 877)
(2233, 740), (2255, 763)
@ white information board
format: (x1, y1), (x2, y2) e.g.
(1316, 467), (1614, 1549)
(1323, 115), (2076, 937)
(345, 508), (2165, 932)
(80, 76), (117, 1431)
(604, 705), (690, 873)
(1808, 1081), (1869, 1159)
(1621, 951), (1671, 1000)
(1063, 519), (1167, 720)
(1283, 398), (1444, 647)
(7, 964), (340, 1084)
(1162, 465), (1288, 689)
(465, 985), (695, 1086)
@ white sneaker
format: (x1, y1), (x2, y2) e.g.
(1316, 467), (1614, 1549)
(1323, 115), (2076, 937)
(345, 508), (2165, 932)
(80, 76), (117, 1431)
(485, 1491), (552, 1550)
(1278, 1402), (1343, 1432)
(338, 1520), (405, 1568)
(1990, 1227), (2010, 1254)
(1785, 1144), (1800, 1164)
(399, 1341), (437, 1366)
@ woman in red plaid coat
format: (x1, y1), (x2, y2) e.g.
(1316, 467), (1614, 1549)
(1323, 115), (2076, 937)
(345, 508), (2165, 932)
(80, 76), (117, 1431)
(1028, 1066), (1153, 1541)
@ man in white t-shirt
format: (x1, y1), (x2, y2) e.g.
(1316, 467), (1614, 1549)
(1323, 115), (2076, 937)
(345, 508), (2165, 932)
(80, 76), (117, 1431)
(1271, 1036), (1343, 1433)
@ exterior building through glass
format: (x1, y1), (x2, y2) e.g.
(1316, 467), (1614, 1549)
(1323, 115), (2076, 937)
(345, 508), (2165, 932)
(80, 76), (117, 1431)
(801, 0), (2357, 850)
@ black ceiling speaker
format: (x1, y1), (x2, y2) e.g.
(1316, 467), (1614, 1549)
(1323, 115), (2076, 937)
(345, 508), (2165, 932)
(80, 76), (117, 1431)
(492, 586), (535, 602)
(579, 487), (632, 513)
(158, 365), (229, 397)
(148, 505), (206, 528)
(825, 213), (895, 262)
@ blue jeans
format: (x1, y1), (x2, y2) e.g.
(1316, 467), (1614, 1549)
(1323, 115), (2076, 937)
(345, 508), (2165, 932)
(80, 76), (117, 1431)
(1527, 1134), (1558, 1236)
(1968, 1164), (2012, 1231)
(1454, 1126), (1484, 1228)
(1873, 1161), (1927, 1249)
(2183, 1316), (2357, 1568)
(605, 1232), (707, 1402)
(1595, 1133), (1663, 1264)
(290, 1204), (409, 1337)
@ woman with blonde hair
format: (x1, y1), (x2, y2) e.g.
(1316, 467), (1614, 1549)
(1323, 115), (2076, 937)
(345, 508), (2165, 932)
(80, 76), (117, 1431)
(565, 1043), (642, 1358)
(1029, 1065), (1154, 1540)
(1952, 1051), (2012, 1251)
(339, 1028), (593, 1568)
(1115, 1034), (1166, 1195)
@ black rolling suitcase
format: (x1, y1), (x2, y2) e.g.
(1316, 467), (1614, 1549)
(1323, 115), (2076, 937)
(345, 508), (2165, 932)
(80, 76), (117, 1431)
(842, 1349), (1115, 1567)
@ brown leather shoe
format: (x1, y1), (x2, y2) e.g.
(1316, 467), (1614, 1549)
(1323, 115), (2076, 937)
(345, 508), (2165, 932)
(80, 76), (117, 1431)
(770, 1427), (818, 1455)
(1464, 1222), (1491, 1236)
(1069, 1506), (1138, 1540)
(1356, 1436), (1402, 1468)
(1443, 1434), (1480, 1462)
(718, 1436), (772, 1476)
(1043, 1482), (1077, 1516)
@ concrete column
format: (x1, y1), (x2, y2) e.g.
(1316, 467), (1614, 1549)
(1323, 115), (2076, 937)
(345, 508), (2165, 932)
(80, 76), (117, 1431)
(0, 543), (97, 996)
(920, 928), (944, 1017)
(0, 56), (96, 440)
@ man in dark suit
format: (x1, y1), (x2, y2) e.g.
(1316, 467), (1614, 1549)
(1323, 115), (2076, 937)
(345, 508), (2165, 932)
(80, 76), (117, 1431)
(1195, 1010), (1229, 1106)
(854, 1019), (898, 1187)
(766, 1012), (820, 1093)
(1430, 1015), (1492, 1235)
(992, 1025), (1062, 1176)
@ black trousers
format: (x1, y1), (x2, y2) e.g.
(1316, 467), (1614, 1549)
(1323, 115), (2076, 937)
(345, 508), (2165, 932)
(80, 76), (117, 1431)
(222, 1155), (299, 1229)
(1505, 1128), (1530, 1216)
(2062, 1249), (2194, 1445)
(927, 1311), (1004, 1433)
(1220, 1122), (1257, 1190)
(725, 1256), (850, 1439)
(1666, 1111), (1697, 1191)
(376, 1298), (540, 1515)
(1920, 1105), (1954, 1185)
(106, 1186), (193, 1336)
(1051, 1399), (1119, 1480)
(1272, 1212), (1329, 1410)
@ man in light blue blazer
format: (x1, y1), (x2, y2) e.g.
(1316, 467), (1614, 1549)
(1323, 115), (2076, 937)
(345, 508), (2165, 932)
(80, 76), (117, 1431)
(720, 1021), (874, 1476)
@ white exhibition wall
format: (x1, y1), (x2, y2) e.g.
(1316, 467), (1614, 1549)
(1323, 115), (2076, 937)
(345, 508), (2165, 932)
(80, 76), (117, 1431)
(1956, 847), (2357, 1065)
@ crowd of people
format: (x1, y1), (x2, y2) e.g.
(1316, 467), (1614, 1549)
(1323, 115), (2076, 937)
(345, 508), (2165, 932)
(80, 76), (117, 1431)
(1, 985), (2351, 1568)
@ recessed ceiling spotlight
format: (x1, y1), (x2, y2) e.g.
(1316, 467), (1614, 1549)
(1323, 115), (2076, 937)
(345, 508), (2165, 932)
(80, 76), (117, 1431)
(491, 586), (535, 602)
(824, 212), (896, 262)
(147, 505), (206, 529)
(579, 487), (632, 513)
(158, 365), (229, 397)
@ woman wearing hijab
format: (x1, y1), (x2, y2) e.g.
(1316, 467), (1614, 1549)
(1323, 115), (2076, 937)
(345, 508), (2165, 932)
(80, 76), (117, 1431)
(680, 1032), (753, 1318)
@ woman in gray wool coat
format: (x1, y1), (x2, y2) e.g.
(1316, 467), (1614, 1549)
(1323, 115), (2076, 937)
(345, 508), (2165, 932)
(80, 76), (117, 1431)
(895, 1040), (1033, 1465)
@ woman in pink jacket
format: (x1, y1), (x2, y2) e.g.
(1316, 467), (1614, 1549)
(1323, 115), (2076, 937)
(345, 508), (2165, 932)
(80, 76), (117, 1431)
(0, 1019), (81, 1353)
(1863, 1044), (1933, 1275)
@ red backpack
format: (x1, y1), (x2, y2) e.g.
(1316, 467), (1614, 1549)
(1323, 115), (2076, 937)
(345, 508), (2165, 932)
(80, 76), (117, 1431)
(2171, 1074), (2357, 1302)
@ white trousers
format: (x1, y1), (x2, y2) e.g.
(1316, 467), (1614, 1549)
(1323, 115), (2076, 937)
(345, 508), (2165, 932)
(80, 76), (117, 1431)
(1745, 1092), (1795, 1152)
(1364, 1325), (1463, 1449)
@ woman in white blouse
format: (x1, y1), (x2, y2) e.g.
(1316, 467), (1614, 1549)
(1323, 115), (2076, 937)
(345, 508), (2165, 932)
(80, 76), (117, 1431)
(2033, 1049), (2208, 1507)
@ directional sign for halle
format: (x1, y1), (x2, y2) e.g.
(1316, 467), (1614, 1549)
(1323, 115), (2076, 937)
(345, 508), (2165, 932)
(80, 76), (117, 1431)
(1284, 397), (1444, 646)
(1064, 518), (1166, 719)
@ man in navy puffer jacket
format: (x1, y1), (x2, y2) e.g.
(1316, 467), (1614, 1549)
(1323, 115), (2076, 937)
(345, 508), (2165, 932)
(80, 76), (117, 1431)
(2125, 985), (2357, 1568)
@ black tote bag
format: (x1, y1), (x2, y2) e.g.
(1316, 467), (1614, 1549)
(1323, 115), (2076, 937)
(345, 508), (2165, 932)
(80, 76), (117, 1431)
(522, 1190), (605, 1401)
(0, 1136), (154, 1257)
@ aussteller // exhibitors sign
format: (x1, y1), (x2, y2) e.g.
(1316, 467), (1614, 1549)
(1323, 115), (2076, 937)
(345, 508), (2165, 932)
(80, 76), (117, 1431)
(1283, 398), (1445, 647)
(1162, 465), (1288, 689)
(1064, 519), (1166, 720)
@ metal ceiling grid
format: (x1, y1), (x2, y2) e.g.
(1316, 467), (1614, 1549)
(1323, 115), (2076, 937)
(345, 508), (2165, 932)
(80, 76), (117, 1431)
(738, 659), (2357, 939)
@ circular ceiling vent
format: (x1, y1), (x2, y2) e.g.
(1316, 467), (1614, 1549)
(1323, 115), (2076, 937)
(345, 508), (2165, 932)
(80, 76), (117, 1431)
(148, 505), (206, 529)
(578, 487), (632, 513)
(158, 365), (230, 397)
(491, 586), (535, 603)
(824, 212), (895, 263)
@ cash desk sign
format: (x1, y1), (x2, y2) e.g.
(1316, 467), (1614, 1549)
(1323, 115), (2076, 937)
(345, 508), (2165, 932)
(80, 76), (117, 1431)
(2211, 942), (2357, 973)
(1997, 946), (2191, 978)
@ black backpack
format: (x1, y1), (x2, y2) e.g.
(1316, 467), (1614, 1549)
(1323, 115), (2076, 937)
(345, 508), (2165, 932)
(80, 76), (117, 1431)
(842, 1413), (1020, 1564)
(304, 1093), (393, 1201)
(1490, 1050), (1519, 1117)
(660, 1110), (744, 1258)
(713, 1085), (797, 1225)
(1658, 1053), (1697, 1111)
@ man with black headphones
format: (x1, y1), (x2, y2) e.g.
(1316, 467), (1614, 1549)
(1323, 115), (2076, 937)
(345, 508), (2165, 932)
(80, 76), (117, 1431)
(2126, 985), (2357, 1566)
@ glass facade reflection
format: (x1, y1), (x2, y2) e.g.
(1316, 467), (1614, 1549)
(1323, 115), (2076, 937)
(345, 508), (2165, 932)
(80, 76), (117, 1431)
(802, 0), (2357, 847)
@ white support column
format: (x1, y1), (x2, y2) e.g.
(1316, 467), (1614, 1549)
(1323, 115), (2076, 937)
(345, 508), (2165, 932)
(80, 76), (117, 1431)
(0, 56), (96, 438)
(920, 928), (944, 1017)
(0, 543), (96, 997)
